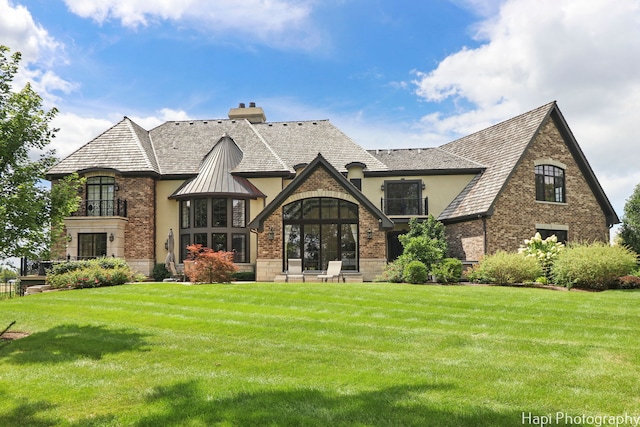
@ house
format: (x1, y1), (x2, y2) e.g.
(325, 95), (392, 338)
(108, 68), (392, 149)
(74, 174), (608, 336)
(46, 101), (618, 281)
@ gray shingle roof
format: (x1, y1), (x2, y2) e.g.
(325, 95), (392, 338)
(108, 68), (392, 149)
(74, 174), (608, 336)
(253, 120), (389, 173)
(47, 117), (160, 175)
(367, 147), (485, 172)
(437, 102), (555, 221)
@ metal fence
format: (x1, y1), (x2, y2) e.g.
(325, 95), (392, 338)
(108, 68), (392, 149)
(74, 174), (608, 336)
(0, 281), (20, 299)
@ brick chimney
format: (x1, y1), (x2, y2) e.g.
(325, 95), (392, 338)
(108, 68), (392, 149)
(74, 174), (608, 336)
(228, 102), (266, 124)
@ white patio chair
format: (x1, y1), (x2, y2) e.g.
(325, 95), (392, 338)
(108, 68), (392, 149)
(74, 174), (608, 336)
(285, 258), (305, 282)
(317, 260), (344, 282)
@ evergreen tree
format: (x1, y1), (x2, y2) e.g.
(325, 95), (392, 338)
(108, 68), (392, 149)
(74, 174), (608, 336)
(619, 183), (640, 255)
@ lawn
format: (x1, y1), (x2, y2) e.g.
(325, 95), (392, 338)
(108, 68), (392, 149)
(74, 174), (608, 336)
(1, 282), (639, 426)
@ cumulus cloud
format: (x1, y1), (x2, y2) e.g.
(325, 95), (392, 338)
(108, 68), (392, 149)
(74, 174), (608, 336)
(0, 0), (75, 104)
(413, 0), (640, 218)
(63, 0), (319, 49)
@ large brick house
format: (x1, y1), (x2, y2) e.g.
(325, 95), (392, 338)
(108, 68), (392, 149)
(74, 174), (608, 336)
(46, 101), (618, 281)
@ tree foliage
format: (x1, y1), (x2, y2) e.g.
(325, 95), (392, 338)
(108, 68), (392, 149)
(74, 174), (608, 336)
(619, 183), (640, 255)
(0, 45), (82, 259)
(397, 216), (448, 272)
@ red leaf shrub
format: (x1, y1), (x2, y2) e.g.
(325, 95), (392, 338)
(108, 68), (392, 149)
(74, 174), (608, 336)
(186, 244), (238, 283)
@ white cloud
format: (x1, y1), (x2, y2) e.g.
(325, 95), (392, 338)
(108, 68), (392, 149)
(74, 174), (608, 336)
(63, 0), (319, 49)
(414, 0), (640, 219)
(0, 0), (75, 105)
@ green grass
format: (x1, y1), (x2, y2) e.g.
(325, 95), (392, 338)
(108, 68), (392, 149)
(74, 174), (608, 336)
(1, 283), (639, 426)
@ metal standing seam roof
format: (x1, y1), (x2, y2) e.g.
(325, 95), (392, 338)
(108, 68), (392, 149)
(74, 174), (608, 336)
(169, 134), (265, 199)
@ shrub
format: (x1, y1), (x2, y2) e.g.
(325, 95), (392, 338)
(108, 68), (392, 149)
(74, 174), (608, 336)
(152, 263), (171, 282)
(518, 232), (564, 280)
(403, 260), (428, 284)
(398, 216), (448, 273)
(617, 275), (640, 290)
(467, 251), (542, 285)
(375, 258), (406, 283)
(47, 258), (136, 289)
(552, 242), (638, 290)
(432, 258), (463, 283)
(186, 244), (238, 283)
(232, 271), (256, 281)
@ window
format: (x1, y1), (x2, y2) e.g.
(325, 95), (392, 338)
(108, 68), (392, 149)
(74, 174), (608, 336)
(178, 197), (250, 263)
(350, 178), (362, 191)
(180, 200), (190, 229)
(535, 165), (565, 203)
(78, 233), (107, 259)
(194, 198), (208, 228)
(283, 198), (358, 271)
(383, 180), (424, 215)
(86, 176), (115, 216)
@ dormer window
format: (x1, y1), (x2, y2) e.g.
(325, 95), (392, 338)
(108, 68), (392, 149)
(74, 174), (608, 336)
(535, 165), (565, 203)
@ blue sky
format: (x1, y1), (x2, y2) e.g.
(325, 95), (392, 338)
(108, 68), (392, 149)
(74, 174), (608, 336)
(3, 0), (640, 237)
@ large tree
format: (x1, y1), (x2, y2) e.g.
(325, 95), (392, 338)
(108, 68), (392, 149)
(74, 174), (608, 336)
(0, 46), (81, 259)
(619, 183), (640, 256)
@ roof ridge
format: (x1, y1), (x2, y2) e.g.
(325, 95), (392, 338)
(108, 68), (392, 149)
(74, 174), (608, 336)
(124, 117), (159, 173)
(433, 146), (486, 168)
(246, 120), (291, 172)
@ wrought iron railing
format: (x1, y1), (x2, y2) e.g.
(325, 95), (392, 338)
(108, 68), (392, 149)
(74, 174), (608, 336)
(71, 199), (127, 217)
(381, 197), (428, 216)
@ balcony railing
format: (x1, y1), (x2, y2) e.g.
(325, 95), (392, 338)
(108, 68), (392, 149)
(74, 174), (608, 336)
(381, 197), (428, 216)
(71, 199), (128, 217)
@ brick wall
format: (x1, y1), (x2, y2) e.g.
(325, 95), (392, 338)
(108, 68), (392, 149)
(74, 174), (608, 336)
(255, 165), (387, 280)
(119, 176), (156, 274)
(445, 219), (485, 261)
(486, 118), (609, 254)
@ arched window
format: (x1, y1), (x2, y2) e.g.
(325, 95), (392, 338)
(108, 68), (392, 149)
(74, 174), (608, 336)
(283, 197), (358, 271)
(535, 165), (565, 203)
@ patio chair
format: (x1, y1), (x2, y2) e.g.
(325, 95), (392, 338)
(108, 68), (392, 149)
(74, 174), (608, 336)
(317, 260), (344, 283)
(285, 258), (305, 282)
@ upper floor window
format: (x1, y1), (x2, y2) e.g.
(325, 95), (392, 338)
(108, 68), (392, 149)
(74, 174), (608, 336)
(86, 176), (115, 216)
(383, 180), (425, 216)
(535, 165), (565, 203)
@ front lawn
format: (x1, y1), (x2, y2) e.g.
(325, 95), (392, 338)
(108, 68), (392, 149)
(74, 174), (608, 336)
(1, 283), (639, 426)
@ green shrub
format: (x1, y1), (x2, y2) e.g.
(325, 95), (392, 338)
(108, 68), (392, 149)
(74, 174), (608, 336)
(232, 271), (256, 281)
(432, 258), (463, 283)
(467, 251), (542, 285)
(552, 242), (638, 290)
(403, 260), (428, 284)
(47, 258), (137, 289)
(152, 263), (171, 282)
(398, 216), (448, 273)
(375, 258), (406, 283)
(518, 232), (564, 280)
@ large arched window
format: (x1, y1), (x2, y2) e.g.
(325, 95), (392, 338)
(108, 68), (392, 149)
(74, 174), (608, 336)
(535, 165), (565, 203)
(283, 197), (358, 271)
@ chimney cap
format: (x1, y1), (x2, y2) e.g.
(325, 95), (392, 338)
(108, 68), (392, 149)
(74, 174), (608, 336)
(239, 103), (245, 108)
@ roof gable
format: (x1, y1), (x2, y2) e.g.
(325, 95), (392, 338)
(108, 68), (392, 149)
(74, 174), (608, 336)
(437, 101), (618, 226)
(248, 153), (394, 231)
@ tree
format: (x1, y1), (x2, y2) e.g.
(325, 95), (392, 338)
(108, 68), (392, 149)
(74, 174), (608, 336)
(397, 216), (448, 273)
(0, 45), (82, 259)
(619, 183), (640, 255)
